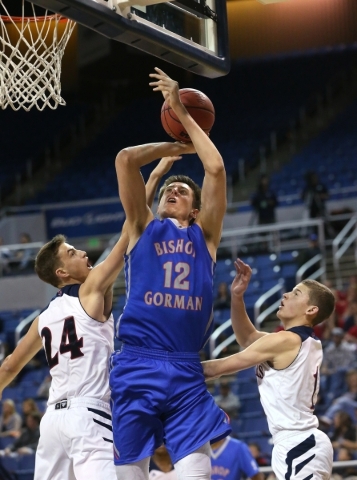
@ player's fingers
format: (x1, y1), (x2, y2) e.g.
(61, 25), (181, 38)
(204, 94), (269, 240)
(236, 258), (251, 274)
(234, 259), (242, 273)
(154, 67), (169, 77)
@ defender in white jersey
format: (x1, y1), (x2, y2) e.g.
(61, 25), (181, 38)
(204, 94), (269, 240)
(203, 258), (336, 480)
(0, 157), (178, 480)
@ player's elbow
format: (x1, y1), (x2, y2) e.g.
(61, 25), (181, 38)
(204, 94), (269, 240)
(115, 148), (131, 169)
(208, 157), (225, 177)
(1, 356), (17, 375)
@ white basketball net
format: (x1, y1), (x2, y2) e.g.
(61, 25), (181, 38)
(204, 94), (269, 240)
(0, 1), (75, 111)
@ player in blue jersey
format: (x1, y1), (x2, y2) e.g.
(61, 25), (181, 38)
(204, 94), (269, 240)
(111, 68), (231, 480)
(202, 258), (335, 480)
(211, 436), (263, 480)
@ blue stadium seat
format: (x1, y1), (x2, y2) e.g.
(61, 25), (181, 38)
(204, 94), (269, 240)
(24, 49), (357, 206)
(17, 454), (36, 471)
(238, 412), (269, 435)
(237, 382), (259, 396)
(239, 396), (262, 414)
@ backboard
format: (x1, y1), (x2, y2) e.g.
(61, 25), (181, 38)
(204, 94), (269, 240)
(29, 0), (230, 77)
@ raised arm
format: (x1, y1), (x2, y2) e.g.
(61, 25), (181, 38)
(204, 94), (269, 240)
(115, 141), (195, 251)
(79, 227), (129, 320)
(0, 318), (43, 396)
(231, 259), (268, 348)
(149, 68), (226, 255)
(145, 156), (182, 207)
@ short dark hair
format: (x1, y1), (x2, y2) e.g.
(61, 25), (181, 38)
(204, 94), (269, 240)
(302, 279), (335, 326)
(26, 411), (42, 425)
(158, 175), (202, 211)
(35, 235), (66, 288)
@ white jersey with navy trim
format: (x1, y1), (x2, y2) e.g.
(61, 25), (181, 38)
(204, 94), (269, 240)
(255, 326), (320, 439)
(38, 284), (113, 406)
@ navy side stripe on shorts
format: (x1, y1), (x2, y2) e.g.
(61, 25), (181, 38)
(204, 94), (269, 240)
(285, 434), (316, 480)
(87, 407), (112, 421)
(93, 419), (113, 431)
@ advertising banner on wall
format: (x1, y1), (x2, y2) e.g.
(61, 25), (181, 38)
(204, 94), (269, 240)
(45, 201), (125, 238)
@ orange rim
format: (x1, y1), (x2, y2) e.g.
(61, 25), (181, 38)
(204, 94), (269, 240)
(0, 15), (70, 23)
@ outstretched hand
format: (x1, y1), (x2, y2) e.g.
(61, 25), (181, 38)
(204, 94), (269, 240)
(149, 67), (180, 108)
(201, 360), (222, 381)
(231, 258), (252, 297)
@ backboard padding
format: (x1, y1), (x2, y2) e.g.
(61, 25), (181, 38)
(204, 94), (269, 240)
(29, 0), (230, 77)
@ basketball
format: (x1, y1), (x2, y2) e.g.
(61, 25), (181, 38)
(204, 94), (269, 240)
(161, 88), (215, 143)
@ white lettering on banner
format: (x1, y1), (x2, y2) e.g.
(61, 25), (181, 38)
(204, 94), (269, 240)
(50, 211), (125, 228)
(51, 217), (82, 228)
(83, 212), (125, 225)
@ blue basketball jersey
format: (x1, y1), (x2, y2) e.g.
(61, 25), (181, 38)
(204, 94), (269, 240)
(117, 218), (215, 352)
(211, 437), (260, 480)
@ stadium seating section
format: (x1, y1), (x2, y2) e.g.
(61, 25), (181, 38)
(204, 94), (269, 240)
(16, 47), (357, 206)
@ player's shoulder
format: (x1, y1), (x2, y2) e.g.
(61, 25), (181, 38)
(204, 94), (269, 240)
(286, 325), (318, 342)
(268, 330), (302, 348)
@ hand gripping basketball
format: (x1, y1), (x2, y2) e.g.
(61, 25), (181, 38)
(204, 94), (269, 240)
(161, 88), (215, 143)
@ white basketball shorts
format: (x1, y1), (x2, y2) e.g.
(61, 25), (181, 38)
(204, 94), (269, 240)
(272, 428), (333, 480)
(34, 397), (116, 480)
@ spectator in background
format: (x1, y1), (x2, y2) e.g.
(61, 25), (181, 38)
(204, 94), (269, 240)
(213, 381), (240, 419)
(319, 327), (356, 407)
(332, 447), (357, 479)
(213, 282), (231, 311)
(322, 280), (347, 328)
(211, 436), (263, 480)
(8, 233), (35, 272)
(20, 398), (42, 427)
(251, 174), (278, 225)
(0, 237), (11, 275)
(344, 326), (357, 350)
(302, 171), (329, 220)
(36, 375), (51, 400)
(248, 442), (270, 467)
(319, 370), (357, 431)
(343, 300), (357, 333)
(0, 400), (22, 438)
(321, 327), (356, 376)
(296, 233), (321, 280)
(329, 411), (356, 460)
(0, 412), (41, 456)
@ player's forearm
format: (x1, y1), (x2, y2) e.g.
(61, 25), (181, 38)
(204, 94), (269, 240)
(171, 102), (224, 175)
(231, 293), (256, 346)
(0, 356), (23, 392)
(145, 172), (162, 208)
(202, 353), (247, 380)
(116, 143), (185, 170)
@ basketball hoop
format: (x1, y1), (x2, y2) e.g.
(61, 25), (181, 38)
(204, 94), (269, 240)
(0, 1), (75, 111)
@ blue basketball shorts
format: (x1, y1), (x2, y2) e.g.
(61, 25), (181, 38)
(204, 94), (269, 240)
(109, 344), (231, 465)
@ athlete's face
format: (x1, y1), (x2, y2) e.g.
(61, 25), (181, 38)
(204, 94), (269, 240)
(277, 283), (316, 324)
(157, 182), (198, 224)
(56, 242), (92, 284)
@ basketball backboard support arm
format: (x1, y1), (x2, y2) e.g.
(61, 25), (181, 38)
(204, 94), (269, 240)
(28, 0), (230, 77)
